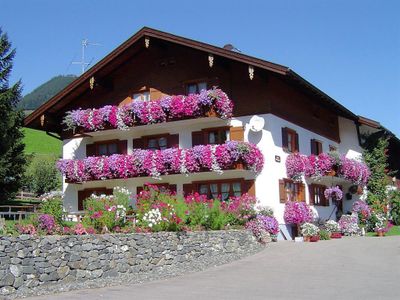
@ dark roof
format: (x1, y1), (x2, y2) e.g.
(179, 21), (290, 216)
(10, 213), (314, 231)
(24, 26), (358, 128)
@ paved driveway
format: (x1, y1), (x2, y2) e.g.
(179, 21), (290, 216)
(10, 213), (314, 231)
(26, 236), (400, 300)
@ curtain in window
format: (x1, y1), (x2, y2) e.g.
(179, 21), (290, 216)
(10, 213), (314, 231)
(221, 183), (230, 201)
(210, 184), (218, 199)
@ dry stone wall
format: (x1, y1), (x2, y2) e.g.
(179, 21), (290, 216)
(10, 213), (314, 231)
(0, 230), (263, 299)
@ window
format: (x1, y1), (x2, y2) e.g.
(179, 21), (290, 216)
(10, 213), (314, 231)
(279, 178), (305, 203)
(147, 136), (168, 150)
(186, 82), (207, 94)
(282, 127), (299, 153)
(195, 180), (243, 201)
(98, 142), (118, 156)
(133, 91), (150, 102)
(78, 188), (113, 211)
(192, 127), (230, 146)
(309, 184), (328, 206)
(133, 134), (179, 150)
(86, 140), (127, 157)
(311, 139), (323, 155)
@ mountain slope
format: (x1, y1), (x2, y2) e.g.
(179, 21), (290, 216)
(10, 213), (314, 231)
(20, 75), (77, 109)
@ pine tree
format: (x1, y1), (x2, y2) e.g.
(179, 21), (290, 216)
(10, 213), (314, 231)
(0, 29), (26, 203)
(364, 137), (390, 212)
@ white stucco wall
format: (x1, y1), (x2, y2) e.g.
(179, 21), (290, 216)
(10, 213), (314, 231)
(62, 114), (364, 224)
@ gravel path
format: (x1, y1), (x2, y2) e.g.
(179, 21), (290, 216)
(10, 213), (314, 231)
(24, 236), (400, 300)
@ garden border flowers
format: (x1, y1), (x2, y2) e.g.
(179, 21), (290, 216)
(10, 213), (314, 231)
(285, 152), (370, 185)
(62, 88), (234, 132)
(57, 141), (264, 183)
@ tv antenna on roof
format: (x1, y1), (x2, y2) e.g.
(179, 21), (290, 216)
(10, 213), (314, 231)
(71, 38), (101, 74)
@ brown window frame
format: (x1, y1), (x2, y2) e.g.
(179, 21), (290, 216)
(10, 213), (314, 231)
(192, 178), (245, 201)
(279, 178), (305, 203)
(142, 133), (170, 151)
(309, 184), (328, 206)
(311, 139), (323, 155)
(202, 127), (230, 145)
(282, 127), (299, 153)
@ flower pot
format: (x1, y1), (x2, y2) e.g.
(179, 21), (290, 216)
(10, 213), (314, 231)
(310, 235), (320, 242)
(327, 169), (336, 177)
(330, 232), (342, 239)
(303, 236), (311, 242)
(377, 231), (385, 237)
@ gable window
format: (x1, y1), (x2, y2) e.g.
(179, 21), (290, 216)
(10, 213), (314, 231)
(133, 91), (150, 102)
(311, 139), (323, 155)
(282, 127), (299, 153)
(86, 140), (127, 157)
(186, 81), (207, 95)
(279, 178), (305, 203)
(309, 184), (328, 206)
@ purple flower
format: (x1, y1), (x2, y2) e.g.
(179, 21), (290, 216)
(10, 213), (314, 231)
(283, 201), (313, 224)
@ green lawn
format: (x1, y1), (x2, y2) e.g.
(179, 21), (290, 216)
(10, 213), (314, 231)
(23, 127), (62, 156)
(366, 225), (400, 237)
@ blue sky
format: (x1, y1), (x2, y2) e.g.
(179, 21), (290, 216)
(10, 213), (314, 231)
(1, 0), (399, 136)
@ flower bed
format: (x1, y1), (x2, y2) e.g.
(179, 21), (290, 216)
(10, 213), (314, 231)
(62, 88), (233, 132)
(285, 152), (370, 185)
(57, 141), (264, 183)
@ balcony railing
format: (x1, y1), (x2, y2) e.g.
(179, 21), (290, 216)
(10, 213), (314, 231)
(62, 88), (233, 133)
(285, 152), (370, 186)
(58, 141), (264, 183)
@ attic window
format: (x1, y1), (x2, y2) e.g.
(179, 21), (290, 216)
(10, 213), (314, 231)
(187, 82), (207, 95)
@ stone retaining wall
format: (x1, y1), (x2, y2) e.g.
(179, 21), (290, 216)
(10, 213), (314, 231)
(0, 230), (263, 299)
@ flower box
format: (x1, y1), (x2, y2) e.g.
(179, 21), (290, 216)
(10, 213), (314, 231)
(58, 141), (264, 183)
(310, 235), (320, 242)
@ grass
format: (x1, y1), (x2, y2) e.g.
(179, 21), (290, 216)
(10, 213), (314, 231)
(23, 127), (61, 156)
(366, 225), (400, 237)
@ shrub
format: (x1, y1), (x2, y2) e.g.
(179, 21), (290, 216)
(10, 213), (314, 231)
(40, 192), (64, 225)
(352, 200), (372, 225)
(319, 229), (331, 240)
(389, 190), (400, 225)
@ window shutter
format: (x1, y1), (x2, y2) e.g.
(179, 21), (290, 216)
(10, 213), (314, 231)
(167, 134), (179, 148)
(230, 126), (244, 142)
(244, 179), (256, 196)
(192, 131), (203, 146)
(132, 138), (144, 149)
(295, 132), (300, 153)
(86, 144), (96, 157)
(183, 183), (194, 196)
(309, 184), (315, 205)
(311, 139), (317, 155)
(298, 183), (306, 202)
(118, 140), (128, 155)
(279, 179), (286, 203)
(282, 128), (288, 151)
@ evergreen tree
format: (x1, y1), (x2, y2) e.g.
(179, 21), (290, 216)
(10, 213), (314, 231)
(364, 137), (390, 212)
(0, 29), (26, 203)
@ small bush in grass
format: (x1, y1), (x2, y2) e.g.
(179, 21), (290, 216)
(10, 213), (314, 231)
(40, 192), (64, 225)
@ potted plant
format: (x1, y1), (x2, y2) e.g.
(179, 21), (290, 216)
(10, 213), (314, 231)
(301, 222), (319, 242)
(373, 213), (389, 237)
(283, 201), (313, 240)
(325, 220), (342, 238)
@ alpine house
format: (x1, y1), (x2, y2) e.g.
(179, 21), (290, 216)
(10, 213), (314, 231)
(25, 27), (375, 235)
